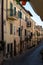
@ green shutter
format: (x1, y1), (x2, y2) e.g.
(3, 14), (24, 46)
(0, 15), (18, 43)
(18, 11), (22, 18)
(14, 7), (16, 16)
(10, 3), (13, 16)
(10, 9), (13, 16)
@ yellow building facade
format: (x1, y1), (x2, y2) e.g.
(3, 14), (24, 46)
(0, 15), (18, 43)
(3, 0), (32, 56)
(35, 25), (43, 45)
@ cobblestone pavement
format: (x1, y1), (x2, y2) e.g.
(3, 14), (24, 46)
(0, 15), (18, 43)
(2, 41), (43, 65)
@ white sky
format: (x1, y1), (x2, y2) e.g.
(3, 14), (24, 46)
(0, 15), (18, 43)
(24, 2), (43, 28)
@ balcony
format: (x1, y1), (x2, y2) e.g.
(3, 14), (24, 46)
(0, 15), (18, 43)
(7, 9), (18, 21)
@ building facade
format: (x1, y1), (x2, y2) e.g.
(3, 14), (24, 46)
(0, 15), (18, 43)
(2, 0), (32, 56)
(35, 25), (43, 45)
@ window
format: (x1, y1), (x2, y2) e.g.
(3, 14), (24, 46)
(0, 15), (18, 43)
(18, 27), (20, 36)
(14, 7), (16, 16)
(25, 16), (28, 22)
(10, 2), (13, 16)
(25, 29), (26, 36)
(27, 21), (31, 27)
(18, 11), (22, 18)
(10, 23), (13, 34)
(14, 26), (15, 35)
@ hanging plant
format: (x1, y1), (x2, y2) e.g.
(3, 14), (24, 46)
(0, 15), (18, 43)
(16, 0), (30, 5)
(16, 0), (20, 4)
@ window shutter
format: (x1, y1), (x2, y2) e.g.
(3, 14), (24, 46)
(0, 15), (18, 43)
(10, 3), (13, 16)
(18, 11), (22, 18)
(14, 7), (16, 16)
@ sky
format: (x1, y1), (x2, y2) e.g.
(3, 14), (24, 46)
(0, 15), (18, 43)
(24, 2), (43, 28)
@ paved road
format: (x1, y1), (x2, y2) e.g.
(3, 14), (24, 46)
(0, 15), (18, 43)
(3, 41), (43, 65)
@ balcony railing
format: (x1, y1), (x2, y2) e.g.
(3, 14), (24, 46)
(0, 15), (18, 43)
(7, 9), (18, 21)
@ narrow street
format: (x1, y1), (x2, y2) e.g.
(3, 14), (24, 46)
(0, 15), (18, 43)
(0, 0), (43, 65)
(3, 41), (43, 65)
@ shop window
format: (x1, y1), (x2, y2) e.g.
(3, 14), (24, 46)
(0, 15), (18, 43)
(14, 7), (16, 16)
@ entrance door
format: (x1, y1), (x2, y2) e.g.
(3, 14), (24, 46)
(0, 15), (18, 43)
(14, 40), (16, 56)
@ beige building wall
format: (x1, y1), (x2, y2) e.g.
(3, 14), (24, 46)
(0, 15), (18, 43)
(26, 17), (36, 46)
(40, 27), (43, 40)
(30, 18), (36, 46)
(3, 0), (31, 54)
